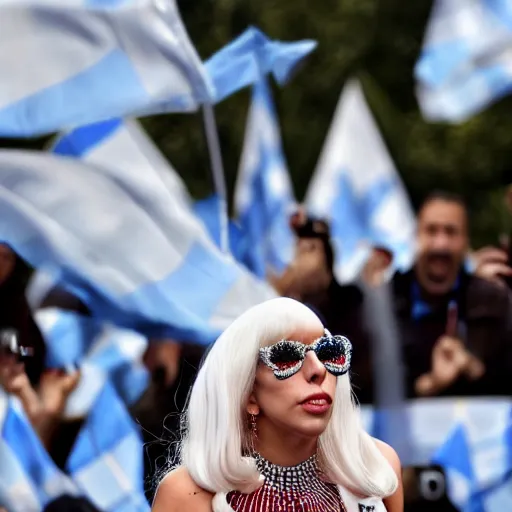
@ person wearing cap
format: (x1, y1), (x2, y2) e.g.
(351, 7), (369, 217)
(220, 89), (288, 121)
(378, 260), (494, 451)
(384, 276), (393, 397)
(270, 208), (373, 404)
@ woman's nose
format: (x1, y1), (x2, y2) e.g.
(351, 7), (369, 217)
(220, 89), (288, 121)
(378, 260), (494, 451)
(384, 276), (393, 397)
(302, 350), (327, 383)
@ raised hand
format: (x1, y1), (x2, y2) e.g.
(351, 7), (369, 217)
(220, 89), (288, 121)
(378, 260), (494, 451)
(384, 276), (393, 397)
(38, 368), (81, 418)
(415, 335), (485, 397)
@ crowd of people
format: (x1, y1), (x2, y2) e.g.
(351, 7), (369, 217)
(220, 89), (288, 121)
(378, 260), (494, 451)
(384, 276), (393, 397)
(1, 188), (512, 510)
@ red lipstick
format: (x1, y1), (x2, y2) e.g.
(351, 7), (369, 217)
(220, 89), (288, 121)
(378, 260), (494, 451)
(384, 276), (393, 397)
(300, 393), (332, 415)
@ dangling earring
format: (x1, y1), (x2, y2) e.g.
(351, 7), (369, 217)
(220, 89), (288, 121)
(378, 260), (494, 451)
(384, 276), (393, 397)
(250, 414), (258, 440)
(248, 413), (258, 455)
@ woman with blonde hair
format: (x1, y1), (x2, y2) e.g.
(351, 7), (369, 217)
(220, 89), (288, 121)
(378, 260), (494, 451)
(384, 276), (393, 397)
(153, 297), (403, 511)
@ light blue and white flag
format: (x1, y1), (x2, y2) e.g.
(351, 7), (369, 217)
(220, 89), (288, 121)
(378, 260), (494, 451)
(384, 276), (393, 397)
(51, 118), (193, 233)
(415, 0), (512, 122)
(194, 193), (250, 264)
(306, 79), (415, 284)
(234, 79), (297, 279)
(0, 0), (214, 137)
(432, 400), (512, 511)
(28, 307), (149, 511)
(204, 26), (317, 103)
(33, 308), (149, 511)
(433, 425), (475, 509)
(34, 308), (149, 412)
(0, 390), (79, 512)
(360, 398), (512, 510)
(65, 381), (149, 512)
(0, 149), (276, 345)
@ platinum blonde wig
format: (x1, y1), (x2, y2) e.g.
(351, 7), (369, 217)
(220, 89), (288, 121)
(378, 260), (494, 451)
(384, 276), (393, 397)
(179, 297), (398, 507)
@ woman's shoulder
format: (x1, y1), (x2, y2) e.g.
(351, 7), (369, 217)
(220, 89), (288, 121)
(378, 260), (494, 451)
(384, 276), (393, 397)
(372, 439), (404, 512)
(152, 466), (214, 512)
(373, 438), (401, 475)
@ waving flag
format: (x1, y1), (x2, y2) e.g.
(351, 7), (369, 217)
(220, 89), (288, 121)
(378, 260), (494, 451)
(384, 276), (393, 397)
(0, 150), (276, 344)
(432, 401), (512, 511)
(0, 391), (79, 512)
(234, 78), (297, 279)
(415, 0), (512, 122)
(51, 118), (193, 233)
(205, 26), (317, 103)
(306, 79), (415, 284)
(34, 308), (149, 412)
(66, 381), (149, 512)
(433, 425), (475, 509)
(0, 0), (213, 137)
(194, 194), (250, 263)
(30, 308), (149, 511)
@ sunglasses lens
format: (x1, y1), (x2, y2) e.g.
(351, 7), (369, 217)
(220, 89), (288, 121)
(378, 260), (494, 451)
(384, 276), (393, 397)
(268, 342), (303, 372)
(315, 336), (349, 374)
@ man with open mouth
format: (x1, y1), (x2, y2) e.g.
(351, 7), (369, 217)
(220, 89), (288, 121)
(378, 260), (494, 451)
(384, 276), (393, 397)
(390, 191), (512, 398)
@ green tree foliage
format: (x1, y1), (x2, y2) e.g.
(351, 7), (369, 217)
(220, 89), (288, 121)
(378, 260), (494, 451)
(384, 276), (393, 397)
(2, 0), (512, 245)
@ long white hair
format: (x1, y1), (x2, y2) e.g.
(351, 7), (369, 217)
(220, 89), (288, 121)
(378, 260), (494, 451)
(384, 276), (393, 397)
(179, 297), (397, 505)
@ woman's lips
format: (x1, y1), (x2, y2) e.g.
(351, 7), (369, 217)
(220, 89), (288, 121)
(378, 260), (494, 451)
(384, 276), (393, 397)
(300, 393), (332, 414)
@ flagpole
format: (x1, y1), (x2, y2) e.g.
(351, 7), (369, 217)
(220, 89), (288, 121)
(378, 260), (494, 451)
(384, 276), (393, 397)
(202, 103), (229, 254)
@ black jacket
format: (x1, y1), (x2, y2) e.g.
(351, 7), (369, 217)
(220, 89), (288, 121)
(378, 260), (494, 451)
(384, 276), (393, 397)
(392, 269), (512, 398)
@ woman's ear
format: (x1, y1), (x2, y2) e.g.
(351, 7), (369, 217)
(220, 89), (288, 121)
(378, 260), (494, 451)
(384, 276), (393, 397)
(246, 392), (259, 416)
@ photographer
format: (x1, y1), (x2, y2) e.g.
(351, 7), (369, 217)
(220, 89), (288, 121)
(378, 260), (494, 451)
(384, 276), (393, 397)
(0, 334), (79, 452)
(271, 208), (374, 403)
(0, 244), (80, 462)
(0, 243), (46, 386)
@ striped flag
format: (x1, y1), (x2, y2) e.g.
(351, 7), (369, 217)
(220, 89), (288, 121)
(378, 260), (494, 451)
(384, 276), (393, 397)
(0, 148), (276, 344)
(415, 0), (512, 122)
(0, 0), (213, 137)
(234, 78), (297, 278)
(0, 390), (79, 512)
(306, 79), (415, 283)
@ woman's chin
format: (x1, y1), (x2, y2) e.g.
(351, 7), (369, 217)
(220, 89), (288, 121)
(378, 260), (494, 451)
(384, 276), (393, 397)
(292, 418), (330, 438)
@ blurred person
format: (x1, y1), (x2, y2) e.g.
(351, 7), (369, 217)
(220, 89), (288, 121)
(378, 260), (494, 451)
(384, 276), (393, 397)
(0, 244), (87, 470)
(391, 191), (512, 398)
(270, 208), (374, 403)
(470, 245), (512, 288)
(0, 243), (46, 385)
(468, 182), (512, 287)
(361, 246), (394, 288)
(130, 338), (206, 501)
(152, 298), (402, 512)
(43, 495), (101, 512)
(0, 353), (80, 456)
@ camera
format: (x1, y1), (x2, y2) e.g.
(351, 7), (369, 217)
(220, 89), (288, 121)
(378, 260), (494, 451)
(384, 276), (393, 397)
(403, 465), (458, 511)
(0, 329), (34, 358)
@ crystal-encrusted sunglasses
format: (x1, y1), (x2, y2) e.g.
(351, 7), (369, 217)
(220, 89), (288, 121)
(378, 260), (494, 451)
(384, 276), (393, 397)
(259, 330), (352, 380)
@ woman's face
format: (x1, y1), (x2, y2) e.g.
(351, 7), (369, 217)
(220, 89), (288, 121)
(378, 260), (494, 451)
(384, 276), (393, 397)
(0, 245), (15, 286)
(248, 325), (338, 441)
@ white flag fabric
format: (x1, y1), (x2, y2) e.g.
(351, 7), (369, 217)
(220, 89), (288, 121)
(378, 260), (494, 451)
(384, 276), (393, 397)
(415, 0), (512, 122)
(51, 118), (193, 229)
(234, 78), (296, 278)
(34, 308), (149, 415)
(0, 390), (79, 512)
(306, 79), (416, 283)
(0, 149), (277, 345)
(0, 0), (213, 137)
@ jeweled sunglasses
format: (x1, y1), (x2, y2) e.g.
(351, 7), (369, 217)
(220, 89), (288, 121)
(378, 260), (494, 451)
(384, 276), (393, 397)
(259, 330), (352, 380)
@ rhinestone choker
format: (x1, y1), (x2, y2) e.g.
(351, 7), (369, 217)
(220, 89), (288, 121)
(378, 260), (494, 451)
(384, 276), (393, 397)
(253, 453), (323, 491)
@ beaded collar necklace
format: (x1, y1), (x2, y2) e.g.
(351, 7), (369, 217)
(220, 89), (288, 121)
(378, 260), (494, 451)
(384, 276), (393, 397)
(253, 453), (324, 491)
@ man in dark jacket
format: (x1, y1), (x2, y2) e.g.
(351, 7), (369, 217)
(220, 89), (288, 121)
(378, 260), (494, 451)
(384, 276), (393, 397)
(392, 191), (512, 398)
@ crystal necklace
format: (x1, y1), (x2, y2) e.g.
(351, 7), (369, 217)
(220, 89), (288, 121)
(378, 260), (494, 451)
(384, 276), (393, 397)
(227, 453), (346, 511)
